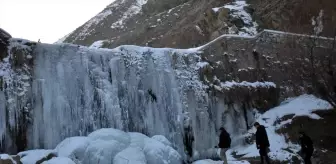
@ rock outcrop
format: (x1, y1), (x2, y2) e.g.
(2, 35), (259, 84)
(0, 28), (11, 60)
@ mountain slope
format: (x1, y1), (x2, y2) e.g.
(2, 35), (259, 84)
(60, 0), (336, 49)
(61, 0), (261, 48)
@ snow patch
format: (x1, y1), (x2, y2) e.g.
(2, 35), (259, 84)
(111, 0), (148, 29)
(263, 94), (332, 127)
(196, 62), (209, 69)
(215, 81), (276, 90)
(89, 40), (106, 48)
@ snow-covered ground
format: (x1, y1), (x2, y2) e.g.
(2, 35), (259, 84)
(233, 94), (332, 161)
(193, 149), (251, 164)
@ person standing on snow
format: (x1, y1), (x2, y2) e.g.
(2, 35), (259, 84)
(217, 127), (231, 164)
(299, 131), (314, 164)
(254, 122), (271, 164)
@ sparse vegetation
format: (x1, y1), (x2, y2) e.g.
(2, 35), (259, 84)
(303, 10), (336, 108)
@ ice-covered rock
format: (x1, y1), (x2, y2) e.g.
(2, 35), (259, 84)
(113, 147), (147, 164)
(18, 150), (57, 164)
(83, 139), (127, 164)
(55, 136), (90, 158)
(151, 135), (172, 147)
(87, 128), (130, 145)
(143, 138), (181, 164)
(54, 128), (181, 164)
(41, 157), (75, 164)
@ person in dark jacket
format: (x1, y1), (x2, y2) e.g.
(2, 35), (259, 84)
(254, 122), (271, 164)
(217, 127), (231, 164)
(299, 131), (314, 164)
(147, 89), (157, 102)
(183, 126), (194, 160)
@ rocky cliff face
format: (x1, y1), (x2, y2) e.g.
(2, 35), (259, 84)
(199, 30), (336, 99)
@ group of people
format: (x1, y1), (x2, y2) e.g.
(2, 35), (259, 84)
(217, 122), (314, 164)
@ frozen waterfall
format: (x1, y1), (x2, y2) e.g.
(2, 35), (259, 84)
(30, 44), (190, 150)
(1, 41), (257, 158)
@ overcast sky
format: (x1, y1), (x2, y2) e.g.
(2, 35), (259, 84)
(0, 0), (113, 43)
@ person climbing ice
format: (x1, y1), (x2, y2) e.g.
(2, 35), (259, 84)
(147, 89), (157, 102)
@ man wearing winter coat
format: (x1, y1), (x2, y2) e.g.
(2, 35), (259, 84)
(254, 122), (271, 164)
(217, 127), (231, 164)
(299, 131), (314, 164)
